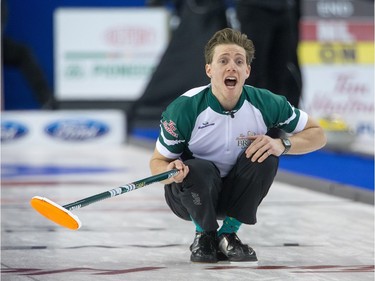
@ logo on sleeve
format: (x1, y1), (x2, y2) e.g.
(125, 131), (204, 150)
(162, 120), (178, 138)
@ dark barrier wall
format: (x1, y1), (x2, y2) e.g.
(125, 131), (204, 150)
(2, 0), (146, 110)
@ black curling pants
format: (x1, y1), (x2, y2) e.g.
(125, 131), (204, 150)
(164, 152), (279, 232)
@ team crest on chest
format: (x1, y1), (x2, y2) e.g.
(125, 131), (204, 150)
(236, 131), (256, 149)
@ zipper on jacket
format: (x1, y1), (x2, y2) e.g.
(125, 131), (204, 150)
(223, 110), (236, 152)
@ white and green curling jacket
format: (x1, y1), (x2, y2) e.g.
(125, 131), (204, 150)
(156, 84), (308, 177)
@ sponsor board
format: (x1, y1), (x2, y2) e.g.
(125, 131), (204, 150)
(301, 65), (374, 146)
(1, 110), (125, 147)
(301, 20), (374, 42)
(302, 0), (373, 19)
(54, 8), (169, 101)
(299, 1), (373, 153)
(299, 42), (374, 64)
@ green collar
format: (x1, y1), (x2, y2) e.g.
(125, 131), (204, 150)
(207, 87), (246, 116)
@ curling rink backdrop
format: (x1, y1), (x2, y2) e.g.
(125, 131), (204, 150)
(2, 0), (374, 280)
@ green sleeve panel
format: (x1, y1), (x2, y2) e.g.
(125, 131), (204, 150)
(158, 87), (209, 156)
(244, 86), (304, 133)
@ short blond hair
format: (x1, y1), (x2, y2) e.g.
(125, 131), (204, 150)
(204, 28), (255, 65)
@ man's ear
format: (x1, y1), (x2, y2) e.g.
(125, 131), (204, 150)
(205, 64), (211, 78)
(246, 65), (251, 78)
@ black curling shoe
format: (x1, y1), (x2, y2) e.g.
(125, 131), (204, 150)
(217, 233), (258, 262)
(190, 231), (218, 263)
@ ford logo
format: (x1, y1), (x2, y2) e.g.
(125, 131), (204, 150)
(1, 121), (28, 142)
(45, 119), (109, 141)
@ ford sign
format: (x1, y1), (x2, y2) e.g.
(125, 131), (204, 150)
(45, 119), (109, 141)
(1, 121), (28, 142)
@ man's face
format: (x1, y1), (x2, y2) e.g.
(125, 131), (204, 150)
(205, 44), (250, 108)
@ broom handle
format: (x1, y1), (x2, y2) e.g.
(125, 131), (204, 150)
(63, 169), (179, 211)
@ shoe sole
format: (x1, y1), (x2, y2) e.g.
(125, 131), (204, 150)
(190, 259), (218, 263)
(227, 256), (258, 262)
(190, 256), (218, 263)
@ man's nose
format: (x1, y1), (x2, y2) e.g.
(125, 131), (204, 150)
(227, 60), (237, 71)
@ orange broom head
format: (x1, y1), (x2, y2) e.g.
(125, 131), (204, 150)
(30, 196), (82, 230)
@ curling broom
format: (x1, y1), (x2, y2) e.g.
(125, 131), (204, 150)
(30, 169), (179, 230)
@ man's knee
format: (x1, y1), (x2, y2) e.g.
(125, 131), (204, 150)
(259, 155), (279, 175)
(236, 152), (279, 178)
(184, 158), (220, 183)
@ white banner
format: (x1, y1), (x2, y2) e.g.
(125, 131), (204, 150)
(301, 65), (374, 149)
(1, 110), (126, 147)
(54, 8), (169, 101)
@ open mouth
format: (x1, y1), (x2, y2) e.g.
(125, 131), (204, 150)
(224, 77), (237, 87)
